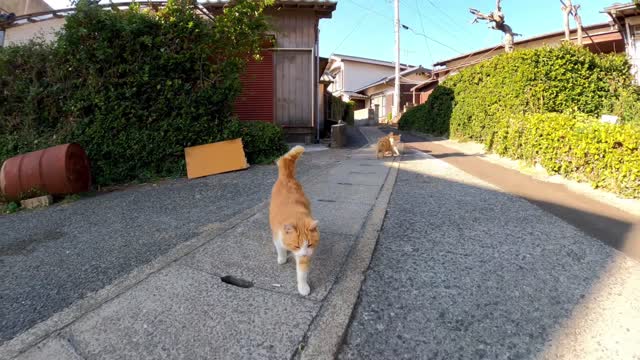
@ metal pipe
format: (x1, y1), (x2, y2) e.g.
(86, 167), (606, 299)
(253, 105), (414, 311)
(311, 40), (315, 142)
(393, 0), (400, 118)
(315, 29), (320, 143)
(626, 21), (634, 53)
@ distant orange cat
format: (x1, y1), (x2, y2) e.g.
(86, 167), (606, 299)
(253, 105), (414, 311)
(377, 132), (401, 159)
(269, 146), (319, 296)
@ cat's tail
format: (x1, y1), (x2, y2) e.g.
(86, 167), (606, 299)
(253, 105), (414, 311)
(277, 145), (305, 179)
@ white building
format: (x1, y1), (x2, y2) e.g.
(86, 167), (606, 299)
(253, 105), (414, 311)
(605, 2), (640, 84)
(325, 54), (413, 107)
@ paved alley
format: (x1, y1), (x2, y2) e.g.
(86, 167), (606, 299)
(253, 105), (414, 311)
(0, 128), (398, 360)
(339, 140), (640, 359)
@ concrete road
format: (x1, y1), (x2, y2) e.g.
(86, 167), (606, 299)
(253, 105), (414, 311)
(1, 127), (400, 359)
(339, 142), (640, 359)
(0, 126), (372, 347)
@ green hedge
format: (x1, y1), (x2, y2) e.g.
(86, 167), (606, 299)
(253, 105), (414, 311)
(329, 95), (354, 125)
(345, 101), (355, 125)
(0, 0), (283, 185)
(222, 120), (288, 164)
(493, 113), (640, 197)
(398, 44), (640, 197)
(398, 85), (453, 135)
(400, 44), (639, 141)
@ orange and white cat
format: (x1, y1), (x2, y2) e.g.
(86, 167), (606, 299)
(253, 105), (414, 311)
(377, 132), (401, 159)
(269, 146), (319, 296)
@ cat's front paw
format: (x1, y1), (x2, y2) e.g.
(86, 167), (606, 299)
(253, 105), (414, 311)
(297, 282), (310, 296)
(277, 256), (287, 265)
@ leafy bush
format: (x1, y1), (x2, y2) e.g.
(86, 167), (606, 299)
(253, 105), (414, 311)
(399, 85), (453, 135)
(398, 44), (640, 197)
(0, 0), (274, 185)
(401, 44), (639, 141)
(492, 113), (640, 197)
(345, 101), (355, 125)
(329, 95), (354, 124)
(222, 120), (288, 164)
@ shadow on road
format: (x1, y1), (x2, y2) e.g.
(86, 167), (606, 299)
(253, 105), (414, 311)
(339, 154), (640, 359)
(378, 126), (640, 261)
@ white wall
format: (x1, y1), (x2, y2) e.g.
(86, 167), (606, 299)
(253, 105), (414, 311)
(343, 61), (397, 92)
(4, 18), (65, 46)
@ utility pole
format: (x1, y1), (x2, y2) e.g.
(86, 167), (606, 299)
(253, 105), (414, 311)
(393, 0), (400, 119)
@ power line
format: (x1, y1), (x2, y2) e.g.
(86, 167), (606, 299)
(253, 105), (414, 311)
(400, 0), (464, 44)
(414, 0), (433, 67)
(402, 24), (463, 55)
(331, 13), (369, 54)
(425, 0), (461, 30)
(344, 0), (462, 59)
(346, 0), (394, 24)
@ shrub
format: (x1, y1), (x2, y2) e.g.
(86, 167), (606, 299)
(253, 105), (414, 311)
(398, 85), (453, 135)
(329, 95), (355, 124)
(222, 120), (288, 164)
(492, 113), (640, 197)
(398, 44), (640, 197)
(345, 101), (355, 125)
(0, 0), (273, 185)
(401, 44), (639, 142)
(330, 95), (345, 122)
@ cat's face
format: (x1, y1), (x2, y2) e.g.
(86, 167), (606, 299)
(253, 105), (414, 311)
(282, 218), (319, 257)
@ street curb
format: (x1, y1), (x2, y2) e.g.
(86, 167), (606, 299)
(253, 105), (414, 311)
(298, 157), (400, 360)
(0, 160), (338, 360)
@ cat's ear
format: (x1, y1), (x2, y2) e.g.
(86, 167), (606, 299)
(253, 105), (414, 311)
(284, 224), (295, 234)
(309, 219), (319, 231)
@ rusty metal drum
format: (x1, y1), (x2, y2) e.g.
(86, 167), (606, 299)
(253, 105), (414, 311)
(0, 143), (91, 201)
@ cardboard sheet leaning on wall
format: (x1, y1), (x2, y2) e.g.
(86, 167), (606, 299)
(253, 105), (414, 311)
(184, 138), (249, 179)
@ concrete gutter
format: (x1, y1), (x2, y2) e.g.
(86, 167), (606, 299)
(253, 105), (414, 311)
(299, 128), (400, 360)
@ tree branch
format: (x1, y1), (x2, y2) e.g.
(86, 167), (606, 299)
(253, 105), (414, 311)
(470, 1), (518, 52)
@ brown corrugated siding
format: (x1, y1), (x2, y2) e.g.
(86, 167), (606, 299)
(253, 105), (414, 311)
(234, 51), (275, 123)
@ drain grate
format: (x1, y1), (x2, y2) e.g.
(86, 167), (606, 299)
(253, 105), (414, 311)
(337, 182), (353, 186)
(220, 275), (254, 288)
(318, 199), (337, 203)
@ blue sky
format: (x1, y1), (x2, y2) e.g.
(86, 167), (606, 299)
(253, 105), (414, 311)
(45, 0), (618, 67)
(318, 0), (617, 67)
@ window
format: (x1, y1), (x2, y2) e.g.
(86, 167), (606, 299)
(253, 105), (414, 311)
(0, 30), (4, 48)
(371, 94), (386, 119)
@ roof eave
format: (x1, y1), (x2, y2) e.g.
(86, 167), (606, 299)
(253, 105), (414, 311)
(434, 21), (616, 67)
